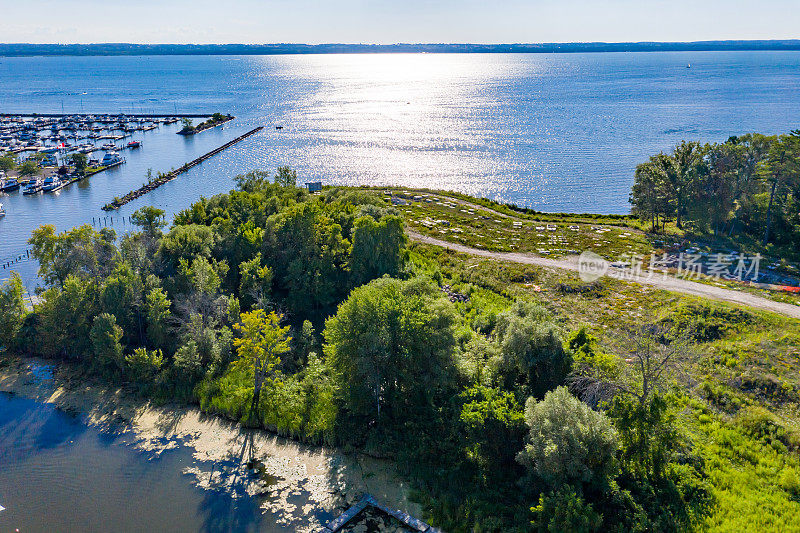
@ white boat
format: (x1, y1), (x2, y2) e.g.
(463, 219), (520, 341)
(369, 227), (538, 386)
(0, 203), (5, 217)
(23, 179), (43, 195)
(42, 176), (64, 192)
(101, 151), (125, 166)
(0, 178), (21, 192)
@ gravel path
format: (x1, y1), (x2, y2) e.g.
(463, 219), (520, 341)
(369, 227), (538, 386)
(408, 230), (800, 319)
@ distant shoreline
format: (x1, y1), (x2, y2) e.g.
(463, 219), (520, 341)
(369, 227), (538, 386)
(1, 40), (800, 57)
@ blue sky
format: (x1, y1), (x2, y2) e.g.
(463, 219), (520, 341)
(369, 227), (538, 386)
(1, 0), (798, 44)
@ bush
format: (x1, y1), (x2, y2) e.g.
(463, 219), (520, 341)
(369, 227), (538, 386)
(532, 486), (602, 533)
(661, 303), (754, 342)
(779, 468), (800, 496)
(735, 405), (800, 452)
(125, 347), (164, 383)
(567, 327), (619, 378)
(518, 387), (619, 490)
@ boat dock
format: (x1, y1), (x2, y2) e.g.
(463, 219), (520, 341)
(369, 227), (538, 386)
(0, 113), (218, 156)
(322, 493), (441, 533)
(102, 126), (264, 210)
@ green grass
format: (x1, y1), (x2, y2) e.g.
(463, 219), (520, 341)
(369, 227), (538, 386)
(408, 239), (800, 529)
(683, 402), (800, 532)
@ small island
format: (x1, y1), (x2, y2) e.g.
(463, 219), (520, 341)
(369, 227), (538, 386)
(176, 113), (234, 135)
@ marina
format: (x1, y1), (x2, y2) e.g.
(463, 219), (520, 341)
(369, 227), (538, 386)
(0, 113), (218, 158)
(0, 112), (232, 226)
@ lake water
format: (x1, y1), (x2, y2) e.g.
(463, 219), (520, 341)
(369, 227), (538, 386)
(0, 391), (282, 532)
(2, 51), (800, 286)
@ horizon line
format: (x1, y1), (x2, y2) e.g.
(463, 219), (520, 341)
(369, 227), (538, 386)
(2, 40), (799, 57)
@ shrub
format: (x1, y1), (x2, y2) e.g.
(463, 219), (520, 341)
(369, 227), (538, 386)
(518, 386), (619, 490)
(532, 485), (602, 533)
(735, 405), (800, 452)
(125, 347), (164, 383)
(661, 303), (754, 342)
(567, 327), (619, 378)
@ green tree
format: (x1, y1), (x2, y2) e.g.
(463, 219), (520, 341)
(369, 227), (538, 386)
(517, 386), (619, 490)
(267, 202), (350, 316)
(171, 340), (204, 395)
(90, 313), (125, 374)
(608, 393), (676, 483)
(125, 347), (164, 383)
(324, 277), (456, 428)
(758, 134), (800, 244)
(232, 309), (291, 417)
(131, 206), (167, 238)
(156, 224), (215, 276)
(35, 276), (98, 358)
(238, 253), (273, 309)
(630, 155), (673, 232)
(349, 214), (406, 286)
(100, 262), (144, 344)
(69, 153), (88, 174)
(29, 224), (118, 287)
(0, 273), (27, 350)
(17, 159), (40, 178)
(274, 166), (297, 187)
(695, 142), (737, 234)
(145, 287), (172, 349)
(670, 141), (705, 229)
(0, 154), (17, 172)
(460, 385), (525, 481)
(234, 169), (272, 193)
(498, 311), (570, 395)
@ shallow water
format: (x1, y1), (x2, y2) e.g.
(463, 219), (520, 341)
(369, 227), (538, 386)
(0, 360), (418, 533)
(2, 51), (800, 285)
(0, 391), (284, 532)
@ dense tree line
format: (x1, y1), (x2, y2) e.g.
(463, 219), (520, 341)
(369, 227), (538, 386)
(629, 132), (800, 248)
(0, 168), (711, 531)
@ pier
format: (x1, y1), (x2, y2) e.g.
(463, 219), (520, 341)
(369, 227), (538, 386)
(102, 126), (264, 210)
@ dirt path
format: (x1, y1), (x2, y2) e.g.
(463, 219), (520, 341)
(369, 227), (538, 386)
(408, 230), (800, 319)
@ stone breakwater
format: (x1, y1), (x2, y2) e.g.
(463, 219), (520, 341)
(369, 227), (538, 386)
(102, 126), (264, 210)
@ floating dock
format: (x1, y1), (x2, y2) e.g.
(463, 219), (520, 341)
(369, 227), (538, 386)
(102, 126), (264, 210)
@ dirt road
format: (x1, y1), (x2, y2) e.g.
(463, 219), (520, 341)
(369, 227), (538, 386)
(408, 230), (800, 319)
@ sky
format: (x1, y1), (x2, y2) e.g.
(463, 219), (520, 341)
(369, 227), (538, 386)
(1, 0), (798, 44)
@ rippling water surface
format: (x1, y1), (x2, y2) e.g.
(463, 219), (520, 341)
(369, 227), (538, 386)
(1, 52), (800, 284)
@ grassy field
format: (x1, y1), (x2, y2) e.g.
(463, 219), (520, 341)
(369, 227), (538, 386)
(409, 240), (800, 531)
(376, 187), (800, 307)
